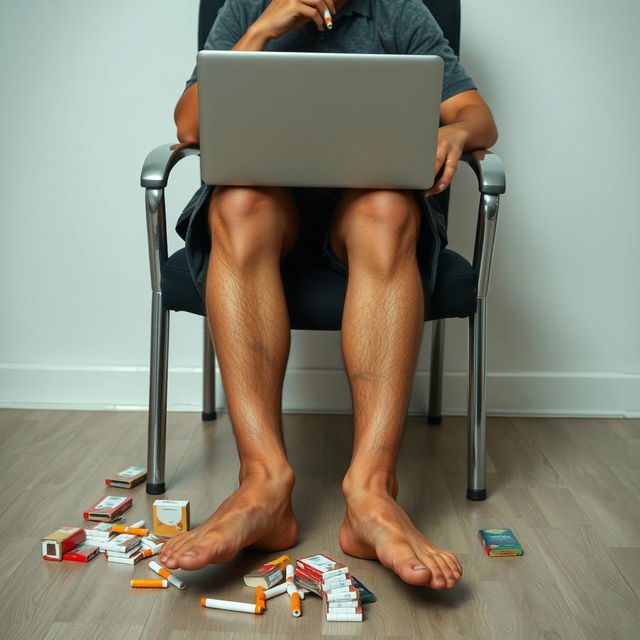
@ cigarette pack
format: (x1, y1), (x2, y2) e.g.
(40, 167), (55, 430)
(296, 554), (348, 582)
(351, 575), (376, 604)
(141, 533), (167, 549)
(105, 466), (147, 489)
(42, 527), (86, 561)
(478, 528), (523, 556)
(325, 588), (359, 602)
(62, 542), (100, 563)
(324, 600), (363, 622)
(100, 533), (141, 554)
(152, 500), (190, 537)
(84, 522), (115, 542)
(244, 554), (291, 588)
(83, 495), (133, 522)
(102, 544), (142, 558)
(106, 551), (144, 565)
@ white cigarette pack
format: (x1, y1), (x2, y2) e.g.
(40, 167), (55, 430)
(103, 545), (142, 558)
(84, 522), (115, 542)
(106, 551), (144, 565)
(325, 589), (359, 602)
(100, 534), (141, 553)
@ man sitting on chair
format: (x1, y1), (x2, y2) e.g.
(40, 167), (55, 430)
(159, 0), (498, 590)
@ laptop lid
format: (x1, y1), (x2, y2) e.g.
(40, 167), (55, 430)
(197, 50), (443, 190)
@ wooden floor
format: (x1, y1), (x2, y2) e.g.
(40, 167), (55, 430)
(0, 409), (638, 640)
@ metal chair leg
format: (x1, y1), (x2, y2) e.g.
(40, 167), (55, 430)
(202, 317), (217, 421)
(146, 291), (169, 495)
(467, 298), (487, 500)
(427, 318), (446, 424)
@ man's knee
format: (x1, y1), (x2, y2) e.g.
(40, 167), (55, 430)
(337, 189), (421, 246)
(209, 186), (288, 228)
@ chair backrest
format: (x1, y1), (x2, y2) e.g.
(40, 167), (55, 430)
(195, 0), (461, 221)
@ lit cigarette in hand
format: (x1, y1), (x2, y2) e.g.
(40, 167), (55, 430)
(324, 8), (333, 30)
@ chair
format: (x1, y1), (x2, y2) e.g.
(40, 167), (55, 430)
(140, 0), (506, 499)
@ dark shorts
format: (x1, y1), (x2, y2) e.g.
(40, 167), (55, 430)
(175, 184), (449, 305)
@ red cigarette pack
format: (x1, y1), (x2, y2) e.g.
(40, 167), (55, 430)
(42, 526), (86, 561)
(296, 554), (348, 582)
(63, 542), (100, 563)
(83, 495), (132, 522)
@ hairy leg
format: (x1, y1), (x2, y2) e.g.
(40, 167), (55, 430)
(160, 186), (300, 570)
(329, 189), (463, 589)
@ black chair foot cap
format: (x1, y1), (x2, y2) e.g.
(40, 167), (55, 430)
(466, 488), (487, 501)
(427, 415), (442, 425)
(202, 411), (217, 421)
(146, 482), (166, 495)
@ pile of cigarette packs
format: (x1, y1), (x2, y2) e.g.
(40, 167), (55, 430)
(295, 554), (372, 622)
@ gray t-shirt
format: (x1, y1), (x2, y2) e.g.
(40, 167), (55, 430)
(184, 0), (476, 102)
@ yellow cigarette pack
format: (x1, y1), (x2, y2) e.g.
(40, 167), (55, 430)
(152, 500), (190, 537)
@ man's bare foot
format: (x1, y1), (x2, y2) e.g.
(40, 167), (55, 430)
(158, 468), (298, 571)
(339, 473), (463, 589)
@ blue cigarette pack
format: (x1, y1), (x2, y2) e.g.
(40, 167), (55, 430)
(478, 528), (523, 556)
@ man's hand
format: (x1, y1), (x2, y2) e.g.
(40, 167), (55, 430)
(253, 0), (337, 40)
(422, 125), (468, 198)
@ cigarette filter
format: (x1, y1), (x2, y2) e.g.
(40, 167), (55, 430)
(42, 527), (85, 561)
(83, 495), (133, 522)
(243, 554), (291, 588)
(105, 466), (147, 489)
(152, 500), (190, 537)
(200, 597), (263, 614)
(255, 586), (266, 611)
(131, 579), (168, 588)
(478, 528), (523, 556)
(62, 542), (100, 563)
(290, 591), (302, 617)
(149, 560), (186, 590)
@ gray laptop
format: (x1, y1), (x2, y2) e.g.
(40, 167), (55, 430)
(197, 50), (443, 189)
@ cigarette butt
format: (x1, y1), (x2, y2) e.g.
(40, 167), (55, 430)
(290, 591), (302, 617)
(112, 525), (149, 536)
(141, 548), (156, 558)
(286, 564), (294, 582)
(201, 597), (263, 614)
(264, 582), (288, 599)
(130, 579), (168, 588)
(323, 8), (333, 30)
(148, 560), (186, 590)
(255, 586), (266, 611)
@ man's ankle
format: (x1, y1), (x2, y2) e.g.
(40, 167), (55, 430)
(239, 459), (295, 490)
(342, 464), (397, 499)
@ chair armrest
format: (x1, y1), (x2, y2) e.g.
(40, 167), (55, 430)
(140, 142), (201, 188)
(461, 150), (505, 195)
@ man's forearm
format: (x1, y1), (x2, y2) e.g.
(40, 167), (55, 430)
(443, 104), (498, 152)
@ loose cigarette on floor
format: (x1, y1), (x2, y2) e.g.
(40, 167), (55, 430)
(111, 524), (149, 536)
(201, 597), (263, 614)
(148, 560), (186, 590)
(263, 582), (289, 599)
(290, 590), (302, 617)
(131, 579), (168, 588)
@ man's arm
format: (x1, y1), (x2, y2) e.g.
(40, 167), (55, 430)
(174, 26), (274, 144)
(423, 89), (498, 197)
(174, 0), (336, 144)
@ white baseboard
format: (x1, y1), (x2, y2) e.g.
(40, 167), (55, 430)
(0, 363), (638, 417)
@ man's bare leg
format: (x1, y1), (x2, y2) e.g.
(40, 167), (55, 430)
(160, 186), (300, 571)
(329, 189), (463, 589)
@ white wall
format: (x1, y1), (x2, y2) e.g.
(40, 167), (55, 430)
(1, 0), (638, 416)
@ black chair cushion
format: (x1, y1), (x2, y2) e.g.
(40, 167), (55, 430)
(161, 247), (477, 329)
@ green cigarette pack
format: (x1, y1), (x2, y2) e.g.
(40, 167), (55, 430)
(478, 528), (523, 556)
